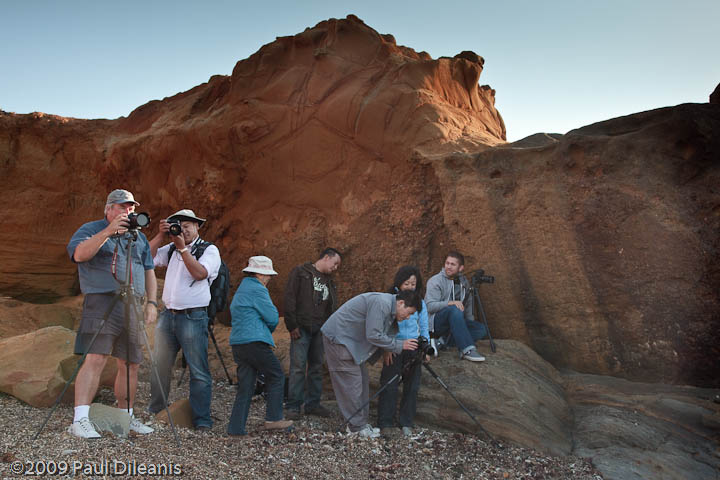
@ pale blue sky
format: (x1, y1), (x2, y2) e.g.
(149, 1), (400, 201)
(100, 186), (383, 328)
(1, 0), (718, 141)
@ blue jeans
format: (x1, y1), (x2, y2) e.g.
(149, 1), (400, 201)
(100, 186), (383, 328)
(149, 309), (213, 428)
(377, 349), (422, 428)
(433, 306), (487, 353)
(286, 328), (324, 412)
(227, 342), (285, 435)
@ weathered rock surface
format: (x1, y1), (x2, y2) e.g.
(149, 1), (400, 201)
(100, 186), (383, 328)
(0, 326), (116, 407)
(388, 339), (572, 455)
(0, 16), (717, 390)
(565, 372), (720, 480)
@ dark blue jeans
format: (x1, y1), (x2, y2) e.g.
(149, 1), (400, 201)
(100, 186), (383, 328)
(377, 350), (422, 428)
(433, 306), (487, 353)
(149, 309), (213, 428)
(286, 327), (324, 412)
(227, 342), (285, 435)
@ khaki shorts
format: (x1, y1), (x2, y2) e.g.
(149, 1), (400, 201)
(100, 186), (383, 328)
(74, 293), (144, 364)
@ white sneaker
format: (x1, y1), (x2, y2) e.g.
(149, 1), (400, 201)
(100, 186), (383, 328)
(69, 417), (101, 439)
(129, 416), (154, 435)
(346, 425), (381, 438)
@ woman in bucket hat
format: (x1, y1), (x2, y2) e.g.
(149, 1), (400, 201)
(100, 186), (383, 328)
(227, 256), (293, 435)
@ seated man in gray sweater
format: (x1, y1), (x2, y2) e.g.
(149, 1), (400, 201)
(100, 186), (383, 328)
(425, 251), (487, 362)
(321, 290), (422, 438)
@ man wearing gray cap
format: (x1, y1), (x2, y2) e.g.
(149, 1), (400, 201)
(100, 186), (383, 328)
(66, 189), (158, 439)
(147, 209), (221, 430)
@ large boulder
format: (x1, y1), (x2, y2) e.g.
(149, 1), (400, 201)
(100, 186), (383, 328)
(0, 326), (117, 407)
(369, 339), (573, 456)
(565, 372), (720, 480)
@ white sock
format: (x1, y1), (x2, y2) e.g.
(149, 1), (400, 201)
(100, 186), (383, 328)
(74, 405), (90, 423)
(128, 408), (134, 417)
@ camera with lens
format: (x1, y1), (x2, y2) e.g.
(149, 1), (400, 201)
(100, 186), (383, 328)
(168, 220), (182, 236)
(471, 268), (495, 284)
(127, 212), (151, 230)
(402, 336), (435, 374)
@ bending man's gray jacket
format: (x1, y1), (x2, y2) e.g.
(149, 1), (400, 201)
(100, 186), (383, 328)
(321, 292), (403, 365)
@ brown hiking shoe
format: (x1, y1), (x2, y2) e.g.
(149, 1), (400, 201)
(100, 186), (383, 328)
(263, 419), (294, 430)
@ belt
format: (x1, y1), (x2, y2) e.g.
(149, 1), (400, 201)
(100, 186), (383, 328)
(167, 307), (207, 315)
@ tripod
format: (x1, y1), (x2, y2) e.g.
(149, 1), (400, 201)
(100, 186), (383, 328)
(339, 348), (493, 440)
(469, 280), (496, 353)
(176, 322), (234, 387)
(33, 230), (181, 446)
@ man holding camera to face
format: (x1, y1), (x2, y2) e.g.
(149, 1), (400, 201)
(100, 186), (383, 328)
(66, 189), (158, 439)
(147, 209), (221, 430)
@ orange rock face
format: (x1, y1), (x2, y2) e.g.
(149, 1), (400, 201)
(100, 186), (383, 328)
(1, 16), (718, 387)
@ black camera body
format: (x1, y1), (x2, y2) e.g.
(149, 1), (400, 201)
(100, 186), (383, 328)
(471, 269), (495, 284)
(127, 212), (151, 230)
(402, 336), (434, 374)
(168, 220), (182, 236)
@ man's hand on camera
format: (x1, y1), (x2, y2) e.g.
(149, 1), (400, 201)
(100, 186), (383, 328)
(171, 231), (186, 250)
(106, 213), (130, 237)
(158, 219), (171, 235)
(383, 351), (395, 366)
(448, 300), (464, 311)
(402, 338), (418, 351)
(144, 303), (158, 324)
(290, 328), (301, 340)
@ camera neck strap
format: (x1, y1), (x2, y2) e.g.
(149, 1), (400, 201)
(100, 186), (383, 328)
(111, 237), (133, 285)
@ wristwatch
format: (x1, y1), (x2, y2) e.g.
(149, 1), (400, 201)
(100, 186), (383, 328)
(147, 300), (158, 308)
(178, 247), (189, 254)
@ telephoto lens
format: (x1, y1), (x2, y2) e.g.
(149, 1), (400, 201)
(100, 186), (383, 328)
(168, 221), (182, 236)
(127, 212), (151, 229)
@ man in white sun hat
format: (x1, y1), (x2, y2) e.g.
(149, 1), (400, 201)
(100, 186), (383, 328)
(227, 256), (293, 435)
(147, 209), (221, 430)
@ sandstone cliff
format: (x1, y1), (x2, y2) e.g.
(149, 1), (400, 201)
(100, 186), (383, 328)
(0, 15), (718, 391)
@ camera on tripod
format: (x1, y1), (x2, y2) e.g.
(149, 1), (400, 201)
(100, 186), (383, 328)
(402, 337), (435, 375)
(168, 220), (182, 236)
(471, 268), (494, 284)
(127, 212), (151, 230)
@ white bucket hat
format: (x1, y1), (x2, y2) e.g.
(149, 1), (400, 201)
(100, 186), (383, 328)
(167, 209), (206, 227)
(243, 256), (278, 275)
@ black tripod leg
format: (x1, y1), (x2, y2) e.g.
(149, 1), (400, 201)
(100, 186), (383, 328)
(208, 324), (233, 385)
(339, 373), (401, 432)
(421, 361), (493, 440)
(32, 293), (122, 441)
(473, 288), (496, 353)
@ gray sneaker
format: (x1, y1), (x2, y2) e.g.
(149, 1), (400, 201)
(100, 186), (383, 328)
(346, 424), (381, 438)
(461, 348), (486, 362)
(401, 426), (413, 436)
(68, 417), (101, 439)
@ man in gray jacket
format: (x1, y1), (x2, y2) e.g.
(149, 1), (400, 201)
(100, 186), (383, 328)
(425, 251), (487, 362)
(321, 290), (421, 438)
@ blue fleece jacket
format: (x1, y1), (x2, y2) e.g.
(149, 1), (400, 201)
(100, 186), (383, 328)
(229, 276), (279, 347)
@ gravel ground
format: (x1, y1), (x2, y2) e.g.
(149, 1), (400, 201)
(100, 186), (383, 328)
(1, 374), (603, 480)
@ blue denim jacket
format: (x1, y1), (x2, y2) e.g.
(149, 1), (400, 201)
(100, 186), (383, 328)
(229, 276), (279, 347)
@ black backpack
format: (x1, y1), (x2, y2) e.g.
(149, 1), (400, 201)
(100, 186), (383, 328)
(168, 239), (230, 324)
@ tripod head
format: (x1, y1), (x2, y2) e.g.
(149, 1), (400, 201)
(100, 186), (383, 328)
(402, 337), (434, 376)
